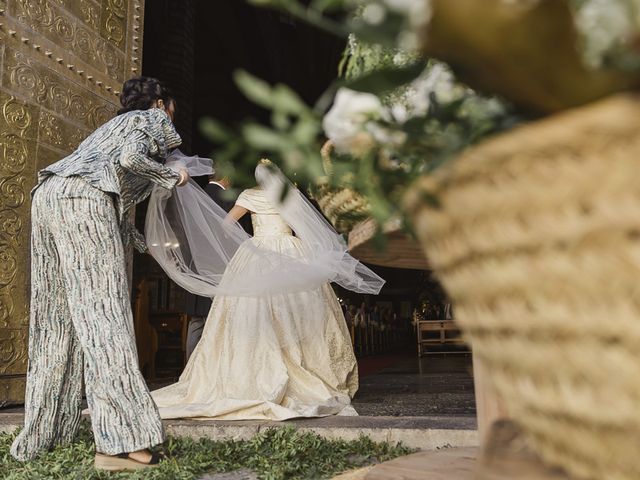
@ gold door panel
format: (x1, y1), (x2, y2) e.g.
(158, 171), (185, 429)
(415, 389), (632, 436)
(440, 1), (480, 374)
(0, 0), (145, 405)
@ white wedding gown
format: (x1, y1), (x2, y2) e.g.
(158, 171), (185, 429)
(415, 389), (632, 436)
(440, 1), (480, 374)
(151, 188), (359, 420)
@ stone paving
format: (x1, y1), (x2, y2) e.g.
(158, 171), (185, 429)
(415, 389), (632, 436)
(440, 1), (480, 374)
(353, 352), (476, 417)
(0, 353), (476, 419)
(123, 350), (477, 419)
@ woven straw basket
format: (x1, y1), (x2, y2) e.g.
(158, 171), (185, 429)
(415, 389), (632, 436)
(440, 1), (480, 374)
(404, 94), (640, 480)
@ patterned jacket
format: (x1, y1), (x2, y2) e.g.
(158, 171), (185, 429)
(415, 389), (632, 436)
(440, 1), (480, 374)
(35, 108), (182, 252)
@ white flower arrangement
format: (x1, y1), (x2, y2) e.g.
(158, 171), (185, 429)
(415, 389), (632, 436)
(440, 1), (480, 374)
(224, 0), (640, 232)
(322, 61), (507, 160)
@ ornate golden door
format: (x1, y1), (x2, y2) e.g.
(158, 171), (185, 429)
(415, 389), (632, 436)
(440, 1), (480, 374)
(0, 0), (144, 405)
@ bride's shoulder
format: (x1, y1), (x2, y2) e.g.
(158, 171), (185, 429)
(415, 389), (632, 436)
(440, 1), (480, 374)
(239, 187), (264, 199)
(236, 187), (264, 210)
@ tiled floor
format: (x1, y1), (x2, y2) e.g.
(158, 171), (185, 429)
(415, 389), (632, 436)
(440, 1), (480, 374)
(1, 352), (476, 419)
(353, 351), (476, 417)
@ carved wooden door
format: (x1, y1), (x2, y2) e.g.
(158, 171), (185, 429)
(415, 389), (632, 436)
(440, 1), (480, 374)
(0, 0), (144, 405)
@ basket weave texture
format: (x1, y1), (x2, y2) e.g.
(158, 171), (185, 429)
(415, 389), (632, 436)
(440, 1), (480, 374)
(404, 94), (640, 480)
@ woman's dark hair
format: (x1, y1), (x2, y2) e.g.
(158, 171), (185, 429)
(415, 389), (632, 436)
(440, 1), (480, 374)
(118, 76), (175, 115)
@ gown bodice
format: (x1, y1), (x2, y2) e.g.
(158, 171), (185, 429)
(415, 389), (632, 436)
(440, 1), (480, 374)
(236, 188), (293, 238)
(251, 214), (292, 237)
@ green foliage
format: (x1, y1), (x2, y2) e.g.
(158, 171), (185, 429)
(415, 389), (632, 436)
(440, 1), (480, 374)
(340, 35), (420, 82)
(199, 1), (520, 236)
(345, 62), (426, 96)
(203, 70), (327, 190)
(1, 422), (413, 480)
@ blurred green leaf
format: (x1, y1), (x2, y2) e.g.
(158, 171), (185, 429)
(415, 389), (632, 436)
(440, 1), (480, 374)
(272, 84), (310, 114)
(345, 61), (427, 96)
(199, 117), (233, 142)
(311, 0), (347, 12)
(247, 0), (291, 7)
(291, 119), (320, 144)
(242, 123), (289, 150)
(234, 70), (275, 109)
(199, 1), (520, 238)
(272, 111), (291, 131)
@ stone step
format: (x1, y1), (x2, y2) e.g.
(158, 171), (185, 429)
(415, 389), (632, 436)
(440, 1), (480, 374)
(0, 413), (478, 451)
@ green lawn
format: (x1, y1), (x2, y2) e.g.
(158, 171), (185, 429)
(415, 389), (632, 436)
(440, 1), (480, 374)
(1, 422), (413, 479)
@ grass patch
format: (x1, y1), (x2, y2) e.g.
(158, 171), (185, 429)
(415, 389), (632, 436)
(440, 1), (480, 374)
(1, 421), (414, 479)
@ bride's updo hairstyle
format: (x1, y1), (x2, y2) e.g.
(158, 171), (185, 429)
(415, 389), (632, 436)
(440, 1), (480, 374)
(118, 76), (174, 115)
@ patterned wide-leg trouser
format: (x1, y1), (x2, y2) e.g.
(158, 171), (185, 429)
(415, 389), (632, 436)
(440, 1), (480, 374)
(10, 175), (165, 461)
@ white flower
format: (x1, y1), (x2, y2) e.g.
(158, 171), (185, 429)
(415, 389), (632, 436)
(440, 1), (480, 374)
(362, 3), (387, 25)
(393, 51), (413, 66)
(367, 123), (408, 147)
(352, 0), (432, 49)
(323, 88), (388, 154)
(571, 0), (640, 68)
(391, 104), (409, 123)
(373, 0), (432, 50)
(392, 62), (460, 121)
(382, 0), (432, 29)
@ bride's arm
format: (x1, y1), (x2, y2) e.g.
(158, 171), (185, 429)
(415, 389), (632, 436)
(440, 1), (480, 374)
(225, 205), (249, 223)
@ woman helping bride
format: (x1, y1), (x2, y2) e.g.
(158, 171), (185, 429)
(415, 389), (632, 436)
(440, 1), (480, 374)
(147, 155), (384, 420)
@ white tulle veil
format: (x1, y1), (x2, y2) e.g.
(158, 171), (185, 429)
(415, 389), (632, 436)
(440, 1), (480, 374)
(146, 151), (384, 346)
(146, 150), (384, 301)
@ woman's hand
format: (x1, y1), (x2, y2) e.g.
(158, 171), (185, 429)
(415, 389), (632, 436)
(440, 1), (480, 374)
(177, 168), (190, 186)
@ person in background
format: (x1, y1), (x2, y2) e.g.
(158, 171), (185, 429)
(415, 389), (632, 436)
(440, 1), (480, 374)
(184, 173), (233, 361)
(342, 302), (352, 327)
(359, 302), (368, 322)
(348, 304), (358, 327)
(370, 305), (381, 328)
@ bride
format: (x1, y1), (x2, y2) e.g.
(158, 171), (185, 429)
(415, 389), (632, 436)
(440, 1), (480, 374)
(147, 157), (384, 420)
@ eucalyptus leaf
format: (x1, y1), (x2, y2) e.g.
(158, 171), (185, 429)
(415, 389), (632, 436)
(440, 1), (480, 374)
(311, 0), (347, 12)
(272, 84), (309, 114)
(199, 117), (233, 142)
(247, 0), (291, 7)
(272, 111), (292, 130)
(242, 123), (289, 150)
(234, 70), (275, 109)
(345, 61), (426, 96)
(291, 119), (321, 144)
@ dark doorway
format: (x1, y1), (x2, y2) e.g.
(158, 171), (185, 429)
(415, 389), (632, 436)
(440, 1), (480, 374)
(142, 0), (345, 154)
(136, 0), (475, 419)
(136, 0), (347, 380)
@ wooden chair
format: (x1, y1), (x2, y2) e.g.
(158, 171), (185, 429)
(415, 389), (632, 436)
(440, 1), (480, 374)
(148, 311), (188, 377)
(417, 319), (465, 356)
